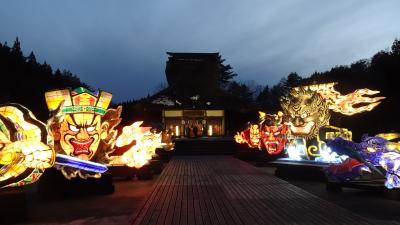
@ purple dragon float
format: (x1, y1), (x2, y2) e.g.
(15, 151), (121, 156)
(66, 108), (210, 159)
(326, 135), (400, 189)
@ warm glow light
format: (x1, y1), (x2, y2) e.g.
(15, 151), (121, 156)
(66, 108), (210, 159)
(175, 125), (180, 137)
(207, 125), (213, 136)
(234, 132), (245, 144)
(111, 121), (164, 168)
(1, 104), (55, 188)
(376, 133), (400, 141)
(235, 112), (288, 154)
(45, 87), (122, 179)
(300, 83), (385, 116)
(45, 87), (112, 115)
(121, 145), (152, 168)
(115, 121), (146, 148)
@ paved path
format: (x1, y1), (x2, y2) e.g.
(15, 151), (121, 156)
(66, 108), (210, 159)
(129, 156), (399, 225)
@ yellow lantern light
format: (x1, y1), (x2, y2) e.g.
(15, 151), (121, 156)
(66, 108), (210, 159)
(44, 87), (121, 179)
(299, 82), (385, 116)
(207, 125), (213, 136)
(110, 121), (165, 168)
(175, 125), (180, 137)
(1, 104), (55, 188)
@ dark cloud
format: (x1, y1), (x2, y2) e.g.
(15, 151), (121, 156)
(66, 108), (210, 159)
(1, 0), (399, 102)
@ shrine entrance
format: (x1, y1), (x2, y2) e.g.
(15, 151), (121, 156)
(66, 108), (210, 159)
(162, 110), (225, 138)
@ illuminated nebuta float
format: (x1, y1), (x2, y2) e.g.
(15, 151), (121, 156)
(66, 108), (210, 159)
(0, 87), (171, 189)
(109, 121), (170, 169)
(44, 87), (122, 179)
(235, 82), (385, 163)
(235, 111), (288, 156)
(0, 104), (55, 188)
(325, 133), (400, 189)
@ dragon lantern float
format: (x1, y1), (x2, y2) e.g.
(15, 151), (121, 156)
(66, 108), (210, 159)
(281, 82), (384, 161)
(326, 133), (400, 189)
(235, 82), (385, 162)
(0, 87), (172, 189)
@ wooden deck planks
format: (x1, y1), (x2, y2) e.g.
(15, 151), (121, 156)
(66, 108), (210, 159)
(130, 156), (391, 225)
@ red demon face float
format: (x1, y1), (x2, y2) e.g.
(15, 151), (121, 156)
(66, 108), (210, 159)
(260, 124), (288, 155)
(235, 112), (289, 155)
(258, 111), (288, 155)
(234, 124), (260, 148)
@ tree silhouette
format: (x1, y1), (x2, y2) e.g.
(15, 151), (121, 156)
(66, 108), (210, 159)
(0, 38), (90, 121)
(26, 51), (37, 64)
(225, 81), (253, 107)
(392, 39), (400, 56)
(256, 85), (272, 110)
(217, 55), (237, 88)
(297, 38), (400, 140)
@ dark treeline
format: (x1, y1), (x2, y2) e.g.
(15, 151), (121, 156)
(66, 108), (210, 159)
(229, 39), (400, 140)
(221, 72), (303, 135)
(299, 39), (400, 140)
(0, 38), (90, 121)
(1, 37), (398, 139)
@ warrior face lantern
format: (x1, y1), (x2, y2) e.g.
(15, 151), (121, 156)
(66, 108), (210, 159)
(45, 88), (113, 161)
(58, 113), (107, 161)
(45, 88), (121, 179)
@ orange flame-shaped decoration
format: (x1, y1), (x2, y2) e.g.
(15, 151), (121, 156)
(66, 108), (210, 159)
(299, 82), (385, 116)
(111, 121), (162, 168)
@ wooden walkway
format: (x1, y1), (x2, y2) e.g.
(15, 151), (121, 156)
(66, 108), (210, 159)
(129, 156), (397, 225)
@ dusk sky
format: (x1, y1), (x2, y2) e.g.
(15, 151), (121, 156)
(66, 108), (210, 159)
(1, 0), (399, 102)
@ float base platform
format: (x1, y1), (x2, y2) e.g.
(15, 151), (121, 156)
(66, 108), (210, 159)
(326, 167), (389, 192)
(327, 179), (387, 192)
(269, 159), (333, 180)
(0, 189), (27, 224)
(108, 164), (153, 180)
(37, 169), (114, 198)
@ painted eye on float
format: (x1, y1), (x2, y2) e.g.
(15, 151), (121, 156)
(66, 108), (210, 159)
(86, 126), (96, 132)
(69, 124), (79, 132)
(301, 113), (307, 119)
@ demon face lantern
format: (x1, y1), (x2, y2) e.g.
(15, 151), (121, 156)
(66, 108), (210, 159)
(249, 124), (260, 147)
(280, 87), (330, 139)
(45, 87), (121, 178)
(259, 111), (288, 155)
(234, 123), (260, 148)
